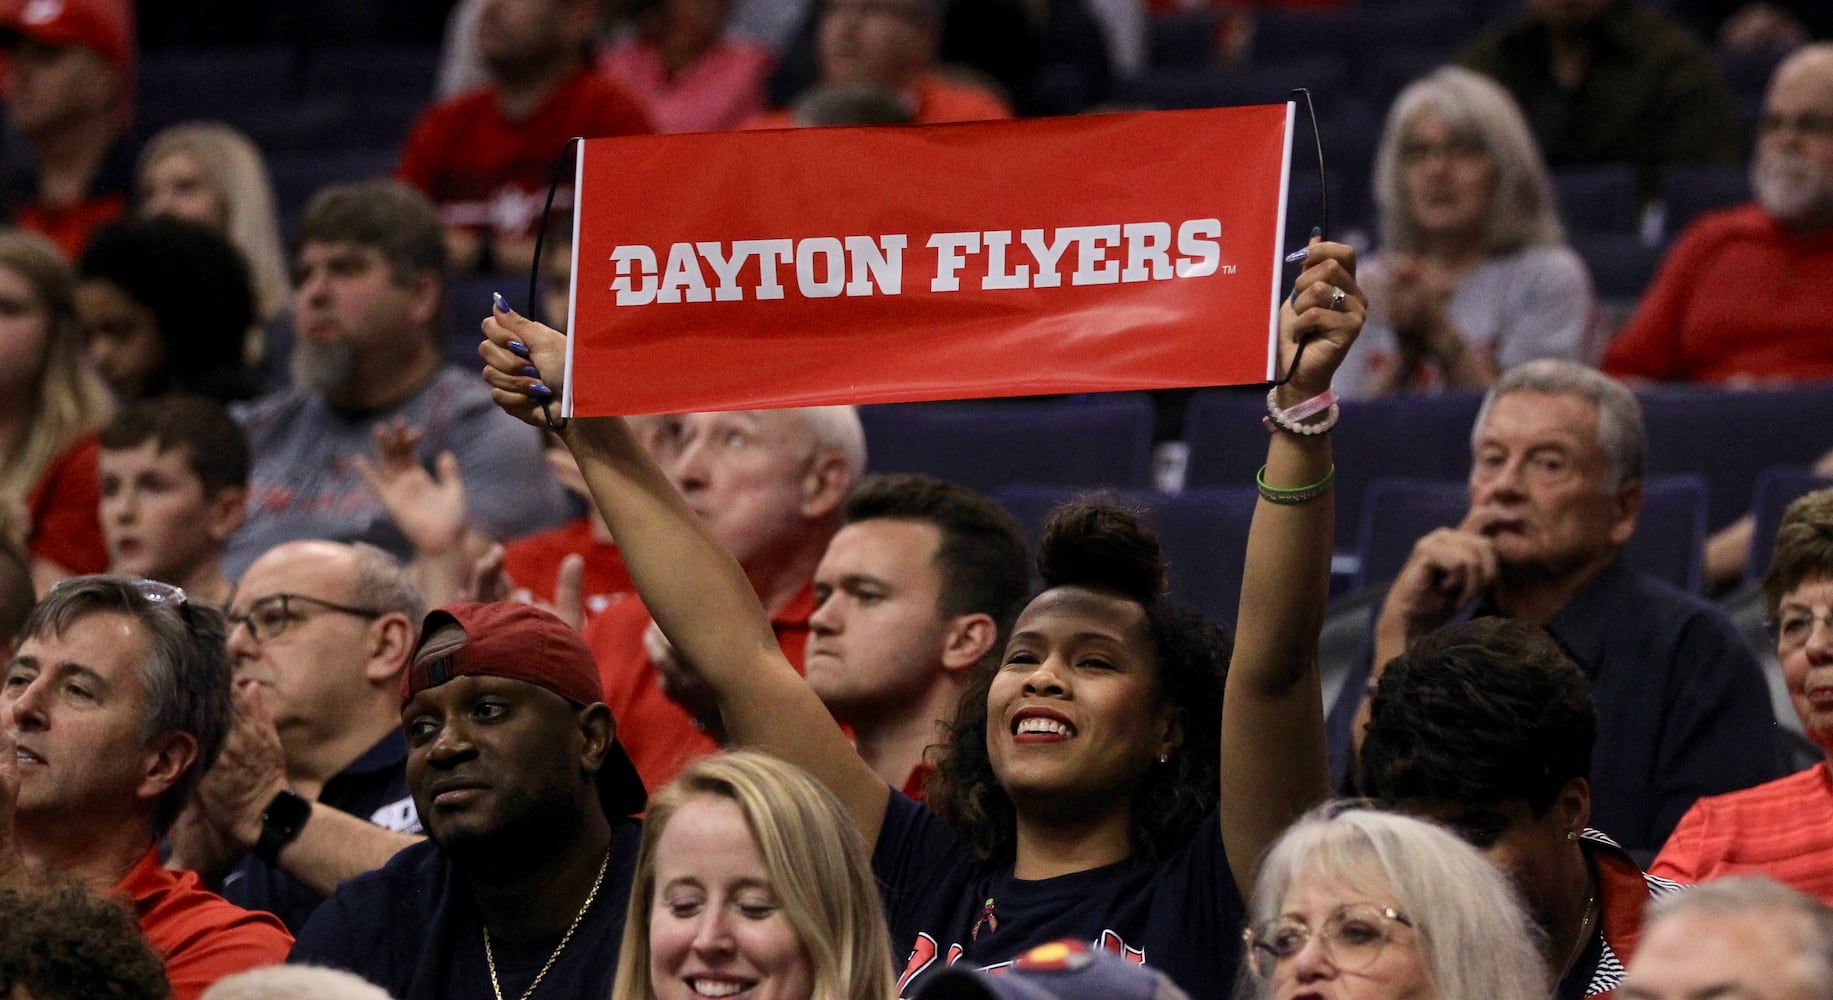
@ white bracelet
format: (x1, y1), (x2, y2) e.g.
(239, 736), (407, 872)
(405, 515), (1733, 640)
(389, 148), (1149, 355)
(1263, 387), (1339, 435)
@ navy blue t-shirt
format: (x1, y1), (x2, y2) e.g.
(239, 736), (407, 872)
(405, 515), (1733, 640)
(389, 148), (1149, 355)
(223, 731), (421, 934)
(288, 818), (642, 1000)
(875, 792), (1244, 1000)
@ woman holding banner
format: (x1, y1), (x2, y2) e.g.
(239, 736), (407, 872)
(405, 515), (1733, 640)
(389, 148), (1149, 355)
(478, 240), (1365, 1000)
(1337, 66), (1598, 399)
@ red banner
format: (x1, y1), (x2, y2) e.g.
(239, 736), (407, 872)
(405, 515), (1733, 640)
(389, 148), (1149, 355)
(563, 106), (1294, 417)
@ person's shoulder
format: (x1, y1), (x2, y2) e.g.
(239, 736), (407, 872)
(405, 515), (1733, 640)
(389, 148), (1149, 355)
(1687, 764), (1828, 817)
(137, 865), (295, 968)
(582, 589), (654, 645)
(402, 367), (506, 423)
(1617, 3), (1718, 58)
(1509, 240), (1587, 273)
(915, 74), (1013, 123)
(1672, 202), (1777, 244)
(414, 87), (497, 127)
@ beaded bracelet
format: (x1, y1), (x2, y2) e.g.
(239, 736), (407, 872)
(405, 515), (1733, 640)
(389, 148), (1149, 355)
(1256, 464), (1335, 505)
(1263, 387), (1339, 435)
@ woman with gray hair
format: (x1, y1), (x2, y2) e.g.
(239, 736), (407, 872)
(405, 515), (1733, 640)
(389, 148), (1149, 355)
(1337, 66), (1600, 399)
(1239, 804), (1547, 1000)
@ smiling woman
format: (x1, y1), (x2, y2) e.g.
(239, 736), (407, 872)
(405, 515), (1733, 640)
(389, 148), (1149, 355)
(612, 752), (896, 1000)
(479, 238), (1369, 1000)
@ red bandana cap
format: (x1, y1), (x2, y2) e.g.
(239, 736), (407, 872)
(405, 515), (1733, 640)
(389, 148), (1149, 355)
(0, 0), (134, 75)
(405, 600), (603, 707)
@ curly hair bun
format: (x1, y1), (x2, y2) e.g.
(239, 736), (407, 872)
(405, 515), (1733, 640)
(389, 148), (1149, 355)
(1036, 501), (1168, 603)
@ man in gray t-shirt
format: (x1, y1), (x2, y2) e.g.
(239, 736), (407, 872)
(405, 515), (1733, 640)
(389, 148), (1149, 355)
(225, 181), (565, 579)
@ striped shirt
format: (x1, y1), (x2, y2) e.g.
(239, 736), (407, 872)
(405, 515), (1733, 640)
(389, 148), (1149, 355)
(1650, 763), (1833, 905)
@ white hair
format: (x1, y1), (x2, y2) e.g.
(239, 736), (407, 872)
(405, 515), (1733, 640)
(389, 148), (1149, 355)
(200, 965), (393, 1000)
(792, 405), (867, 481)
(1646, 877), (1833, 1000)
(1373, 66), (1564, 254)
(1240, 804), (1548, 1000)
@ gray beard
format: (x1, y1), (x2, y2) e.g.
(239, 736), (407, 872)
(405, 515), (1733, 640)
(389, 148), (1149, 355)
(292, 337), (361, 398)
(1753, 151), (1833, 229)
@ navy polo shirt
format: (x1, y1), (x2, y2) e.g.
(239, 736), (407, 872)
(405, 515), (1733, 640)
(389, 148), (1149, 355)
(223, 730), (420, 933)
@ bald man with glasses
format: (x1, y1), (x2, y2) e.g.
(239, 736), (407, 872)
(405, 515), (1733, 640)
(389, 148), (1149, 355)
(166, 540), (429, 933)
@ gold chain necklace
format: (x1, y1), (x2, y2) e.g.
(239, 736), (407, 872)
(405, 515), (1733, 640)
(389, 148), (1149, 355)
(1560, 889), (1599, 981)
(484, 848), (611, 1000)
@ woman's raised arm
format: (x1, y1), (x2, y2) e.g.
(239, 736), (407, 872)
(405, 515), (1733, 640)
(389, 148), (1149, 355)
(477, 305), (892, 845)
(1220, 240), (1366, 894)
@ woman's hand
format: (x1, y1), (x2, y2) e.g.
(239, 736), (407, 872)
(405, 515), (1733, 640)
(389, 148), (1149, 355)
(479, 300), (567, 429)
(1277, 239), (1366, 404)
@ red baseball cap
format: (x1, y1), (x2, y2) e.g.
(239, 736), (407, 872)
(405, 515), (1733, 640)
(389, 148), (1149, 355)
(0, 0), (134, 74)
(404, 601), (647, 818)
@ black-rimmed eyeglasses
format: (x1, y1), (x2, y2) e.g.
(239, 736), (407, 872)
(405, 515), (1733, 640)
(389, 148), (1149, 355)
(227, 593), (384, 643)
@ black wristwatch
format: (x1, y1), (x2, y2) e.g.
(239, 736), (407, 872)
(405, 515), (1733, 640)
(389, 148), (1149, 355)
(254, 789), (311, 864)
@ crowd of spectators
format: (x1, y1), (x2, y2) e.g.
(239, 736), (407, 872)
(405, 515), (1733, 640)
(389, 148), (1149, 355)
(0, 0), (1832, 999)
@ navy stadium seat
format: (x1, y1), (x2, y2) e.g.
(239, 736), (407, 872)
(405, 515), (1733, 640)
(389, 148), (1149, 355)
(994, 484), (1260, 626)
(859, 396), (1156, 497)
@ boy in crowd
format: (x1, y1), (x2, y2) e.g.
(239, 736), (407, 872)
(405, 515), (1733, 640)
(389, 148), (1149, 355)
(99, 395), (248, 606)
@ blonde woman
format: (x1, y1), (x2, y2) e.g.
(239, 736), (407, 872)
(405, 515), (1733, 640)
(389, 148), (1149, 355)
(0, 228), (112, 586)
(138, 122), (290, 325)
(612, 751), (897, 1000)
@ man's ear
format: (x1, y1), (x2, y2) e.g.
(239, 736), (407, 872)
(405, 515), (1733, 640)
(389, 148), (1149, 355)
(205, 485), (248, 545)
(939, 613), (998, 673)
(799, 452), (852, 521)
(137, 730), (199, 805)
(577, 703), (613, 777)
(1608, 477), (1643, 548)
(406, 270), (441, 331)
(364, 612), (418, 686)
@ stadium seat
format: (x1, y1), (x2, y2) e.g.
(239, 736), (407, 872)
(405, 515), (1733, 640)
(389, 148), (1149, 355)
(1186, 390), (1485, 557)
(859, 395), (1156, 496)
(1554, 165), (1639, 235)
(1638, 384), (1833, 531)
(1352, 473), (1709, 593)
(994, 484), (1260, 625)
(1746, 466), (1833, 582)
(1659, 164), (1751, 240)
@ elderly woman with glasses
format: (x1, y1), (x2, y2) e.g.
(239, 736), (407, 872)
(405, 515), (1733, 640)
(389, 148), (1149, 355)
(1652, 488), (1833, 903)
(1240, 805), (1545, 1000)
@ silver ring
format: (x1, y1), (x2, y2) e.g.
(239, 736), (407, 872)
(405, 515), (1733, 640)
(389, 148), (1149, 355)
(1328, 285), (1347, 311)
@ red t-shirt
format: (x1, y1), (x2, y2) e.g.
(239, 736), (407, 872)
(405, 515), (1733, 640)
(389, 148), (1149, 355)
(743, 73), (1012, 129)
(1650, 762), (1833, 904)
(583, 585), (816, 795)
(1602, 204), (1833, 384)
(26, 433), (107, 576)
(501, 516), (636, 625)
(115, 847), (294, 1000)
(19, 192), (128, 261)
(396, 69), (653, 240)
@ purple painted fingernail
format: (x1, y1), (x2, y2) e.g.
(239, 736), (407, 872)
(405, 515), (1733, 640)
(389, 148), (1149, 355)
(522, 365), (540, 378)
(507, 341), (530, 358)
(492, 291), (510, 312)
(529, 383), (553, 399)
